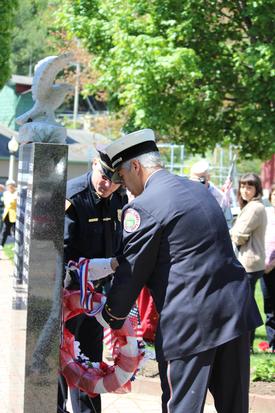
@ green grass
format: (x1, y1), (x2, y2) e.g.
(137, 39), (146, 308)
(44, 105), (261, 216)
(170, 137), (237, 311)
(3, 242), (15, 261)
(250, 281), (275, 381)
(251, 280), (268, 363)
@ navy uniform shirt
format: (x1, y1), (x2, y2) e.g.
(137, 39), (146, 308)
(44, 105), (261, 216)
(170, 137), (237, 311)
(64, 172), (126, 263)
(103, 169), (262, 360)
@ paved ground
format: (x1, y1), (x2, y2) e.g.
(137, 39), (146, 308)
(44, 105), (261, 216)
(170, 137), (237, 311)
(0, 251), (217, 412)
(1, 251), (273, 413)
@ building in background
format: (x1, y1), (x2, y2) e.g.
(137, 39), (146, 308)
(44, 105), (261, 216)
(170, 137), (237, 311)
(0, 75), (33, 131)
(261, 154), (275, 194)
(0, 124), (112, 182)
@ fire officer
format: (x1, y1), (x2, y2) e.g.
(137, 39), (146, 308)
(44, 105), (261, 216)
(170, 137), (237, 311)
(92, 129), (262, 413)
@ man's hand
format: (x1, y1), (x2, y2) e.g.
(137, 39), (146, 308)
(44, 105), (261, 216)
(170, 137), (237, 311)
(95, 308), (109, 328)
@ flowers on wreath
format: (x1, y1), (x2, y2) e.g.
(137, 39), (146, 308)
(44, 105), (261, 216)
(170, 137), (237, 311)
(60, 258), (145, 396)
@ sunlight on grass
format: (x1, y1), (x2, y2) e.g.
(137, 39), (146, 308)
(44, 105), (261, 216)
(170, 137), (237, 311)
(3, 243), (15, 261)
(250, 281), (274, 375)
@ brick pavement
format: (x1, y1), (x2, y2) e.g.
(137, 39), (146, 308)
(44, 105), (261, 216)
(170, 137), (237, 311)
(1, 252), (273, 413)
(0, 252), (216, 413)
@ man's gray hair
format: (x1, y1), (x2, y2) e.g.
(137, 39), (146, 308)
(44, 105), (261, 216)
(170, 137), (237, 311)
(122, 151), (164, 171)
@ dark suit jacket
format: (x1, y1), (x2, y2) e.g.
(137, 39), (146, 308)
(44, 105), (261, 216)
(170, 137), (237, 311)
(104, 169), (262, 360)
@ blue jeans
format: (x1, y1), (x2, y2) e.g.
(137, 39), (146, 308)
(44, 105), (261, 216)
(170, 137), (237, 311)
(260, 269), (275, 350)
(246, 271), (264, 348)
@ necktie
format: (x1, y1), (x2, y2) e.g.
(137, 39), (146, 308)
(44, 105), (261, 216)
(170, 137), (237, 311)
(102, 198), (113, 257)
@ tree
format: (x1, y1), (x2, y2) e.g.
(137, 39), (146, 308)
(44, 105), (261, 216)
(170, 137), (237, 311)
(0, 2), (18, 89)
(11, 0), (59, 76)
(57, 1), (275, 159)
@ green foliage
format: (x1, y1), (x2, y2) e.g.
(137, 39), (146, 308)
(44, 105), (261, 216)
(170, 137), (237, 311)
(3, 242), (15, 261)
(252, 355), (275, 382)
(56, 0), (275, 159)
(11, 0), (59, 75)
(236, 158), (262, 175)
(0, 2), (18, 89)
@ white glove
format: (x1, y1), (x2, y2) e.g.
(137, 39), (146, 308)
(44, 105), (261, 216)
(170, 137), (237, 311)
(95, 309), (109, 328)
(81, 257), (114, 281)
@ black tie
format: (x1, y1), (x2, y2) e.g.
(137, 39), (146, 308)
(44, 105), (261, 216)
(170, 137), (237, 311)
(102, 198), (113, 257)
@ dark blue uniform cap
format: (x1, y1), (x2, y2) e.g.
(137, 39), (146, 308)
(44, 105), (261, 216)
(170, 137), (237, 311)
(96, 147), (123, 184)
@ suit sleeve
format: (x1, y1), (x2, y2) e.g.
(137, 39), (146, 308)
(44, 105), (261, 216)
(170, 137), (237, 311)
(103, 205), (162, 329)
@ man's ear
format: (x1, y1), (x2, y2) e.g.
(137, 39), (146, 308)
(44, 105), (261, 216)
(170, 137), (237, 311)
(91, 159), (98, 170)
(131, 159), (141, 173)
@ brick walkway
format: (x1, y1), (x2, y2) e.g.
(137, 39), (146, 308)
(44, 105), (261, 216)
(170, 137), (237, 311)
(1, 251), (273, 412)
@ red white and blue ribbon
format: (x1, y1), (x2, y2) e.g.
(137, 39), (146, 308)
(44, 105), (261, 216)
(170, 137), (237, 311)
(67, 259), (105, 316)
(60, 258), (145, 397)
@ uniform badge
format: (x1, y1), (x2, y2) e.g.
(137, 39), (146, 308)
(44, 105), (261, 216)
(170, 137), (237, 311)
(65, 199), (72, 211)
(117, 209), (122, 222)
(123, 208), (141, 232)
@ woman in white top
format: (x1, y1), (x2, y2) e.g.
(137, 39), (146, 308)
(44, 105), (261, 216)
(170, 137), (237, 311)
(230, 173), (267, 349)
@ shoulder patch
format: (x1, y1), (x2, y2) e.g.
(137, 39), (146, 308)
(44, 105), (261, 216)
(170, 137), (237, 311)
(123, 208), (141, 232)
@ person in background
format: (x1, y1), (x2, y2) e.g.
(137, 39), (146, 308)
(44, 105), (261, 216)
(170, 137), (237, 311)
(91, 129), (262, 413)
(0, 184), (5, 232)
(190, 160), (233, 228)
(58, 152), (127, 413)
(230, 173), (267, 351)
(261, 184), (275, 351)
(0, 179), (17, 251)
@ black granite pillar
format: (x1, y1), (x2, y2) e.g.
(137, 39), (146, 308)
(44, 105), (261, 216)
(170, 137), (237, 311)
(13, 143), (68, 412)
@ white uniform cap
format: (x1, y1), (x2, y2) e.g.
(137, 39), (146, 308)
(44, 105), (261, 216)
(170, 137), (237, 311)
(190, 160), (210, 175)
(104, 128), (158, 169)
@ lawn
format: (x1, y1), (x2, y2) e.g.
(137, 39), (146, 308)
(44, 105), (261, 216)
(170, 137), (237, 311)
(3, 242), (15, 261)
(252, 280), (270, 360)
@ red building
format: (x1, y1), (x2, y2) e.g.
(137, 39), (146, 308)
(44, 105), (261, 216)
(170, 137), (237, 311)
(261, 154), (275, 190)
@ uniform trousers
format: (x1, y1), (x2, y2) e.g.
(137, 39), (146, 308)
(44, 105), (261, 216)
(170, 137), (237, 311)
(158, 333), (250, 413)
(247, 271), (264, 348)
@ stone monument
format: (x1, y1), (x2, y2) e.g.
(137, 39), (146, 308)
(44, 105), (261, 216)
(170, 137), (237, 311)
(16, 52), (74, 144)
(11, 53), (73, 412)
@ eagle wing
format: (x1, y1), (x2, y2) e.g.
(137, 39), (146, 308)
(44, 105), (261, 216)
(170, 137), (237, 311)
(32, 52), (74, 101)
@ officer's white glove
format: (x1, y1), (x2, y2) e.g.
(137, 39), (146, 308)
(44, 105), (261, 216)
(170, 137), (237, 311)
(80, 257), (114, 281)
(95, 309), (109, 328)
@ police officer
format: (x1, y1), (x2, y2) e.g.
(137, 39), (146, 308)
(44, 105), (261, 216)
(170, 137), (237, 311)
(58, 151), (127, 413)
(92, 129), (262, 413)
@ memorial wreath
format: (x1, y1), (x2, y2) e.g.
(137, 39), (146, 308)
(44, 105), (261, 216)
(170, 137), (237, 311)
(59, 259), (144, 397)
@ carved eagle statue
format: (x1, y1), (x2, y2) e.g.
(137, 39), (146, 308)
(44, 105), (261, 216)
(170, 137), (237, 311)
(16, 52), (74, 126)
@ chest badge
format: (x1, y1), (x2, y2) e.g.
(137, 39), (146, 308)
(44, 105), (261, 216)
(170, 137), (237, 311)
(117, 209), (122, 222)
(123, 208), (141, 232)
